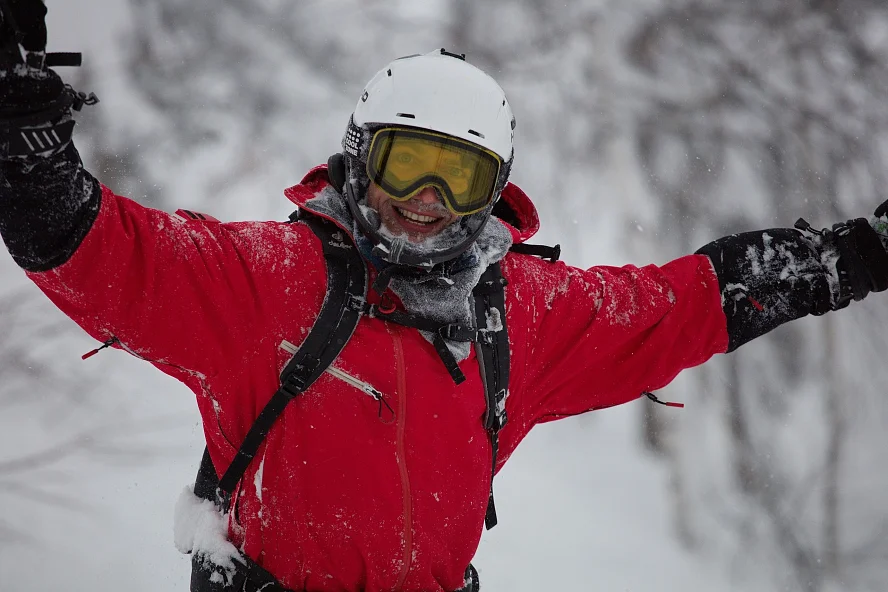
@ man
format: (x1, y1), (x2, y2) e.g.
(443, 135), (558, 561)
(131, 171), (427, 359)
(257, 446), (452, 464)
(2, 3), (888, 592)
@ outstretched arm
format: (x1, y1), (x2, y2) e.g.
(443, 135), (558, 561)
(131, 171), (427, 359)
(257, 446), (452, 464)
(501, 208), (888, 459)
(0, 3), (324, 381)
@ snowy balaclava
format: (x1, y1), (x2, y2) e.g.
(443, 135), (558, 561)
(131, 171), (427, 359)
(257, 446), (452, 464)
(312, 140), (513, 362)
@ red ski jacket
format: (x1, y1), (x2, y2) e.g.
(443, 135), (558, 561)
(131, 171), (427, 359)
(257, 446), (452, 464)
(26, 165), (729, 591)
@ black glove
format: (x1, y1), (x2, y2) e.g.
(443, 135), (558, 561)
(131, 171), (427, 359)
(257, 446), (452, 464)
(0, 1), (96, 158)
(832, 217), (888, 302)
(796, 203), (888, 305)
(0, 0), (65, 120)
(0, 0), (48, 56)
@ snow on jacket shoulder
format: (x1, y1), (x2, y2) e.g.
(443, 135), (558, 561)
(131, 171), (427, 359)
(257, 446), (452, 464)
(23, 165), (729, 592)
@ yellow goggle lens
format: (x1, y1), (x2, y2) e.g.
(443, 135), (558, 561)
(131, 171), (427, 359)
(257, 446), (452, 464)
(367, 128), (502, 215)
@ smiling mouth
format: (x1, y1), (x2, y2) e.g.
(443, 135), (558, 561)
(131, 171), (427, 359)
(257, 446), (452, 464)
(393, 205), (441, 226)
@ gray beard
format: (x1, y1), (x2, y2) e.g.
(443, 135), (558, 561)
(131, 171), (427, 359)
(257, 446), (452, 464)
(305, 185), (513, 361)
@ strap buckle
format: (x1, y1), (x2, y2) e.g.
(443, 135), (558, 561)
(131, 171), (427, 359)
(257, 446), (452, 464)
(279, 375), (306, 399)
(483, 388), (508, 432)
(439, 324), (460, 340)
(280, 355), (320, 398)
(439, 324), (476, 342)
(347, 293), (368, 313)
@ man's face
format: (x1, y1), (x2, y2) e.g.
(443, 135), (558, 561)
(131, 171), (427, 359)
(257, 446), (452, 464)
(366, 182), (460, 243)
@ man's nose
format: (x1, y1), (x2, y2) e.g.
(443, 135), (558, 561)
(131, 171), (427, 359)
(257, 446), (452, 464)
(415, 186), (442, 205)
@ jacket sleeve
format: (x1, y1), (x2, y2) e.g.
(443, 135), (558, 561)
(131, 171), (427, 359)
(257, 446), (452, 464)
(501, 252), (729, 453)
(1, 146), (325, 380)
(0, 143), (101, 271)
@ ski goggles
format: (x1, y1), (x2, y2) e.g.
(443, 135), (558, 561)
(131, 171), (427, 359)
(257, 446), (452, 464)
(366, 127), (503, 215)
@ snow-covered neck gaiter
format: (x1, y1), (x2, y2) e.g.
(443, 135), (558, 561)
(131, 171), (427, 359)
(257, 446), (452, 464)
(304, 184), (513, 361)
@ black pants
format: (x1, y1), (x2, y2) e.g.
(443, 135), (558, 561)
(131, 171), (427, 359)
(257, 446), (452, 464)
(191, 552), (480, 592)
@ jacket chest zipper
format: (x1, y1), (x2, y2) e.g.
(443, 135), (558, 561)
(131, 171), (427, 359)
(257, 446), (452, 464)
(281, 340), (394, 419)
(388, 324), (413, 592)
(325, 365), (385, 400)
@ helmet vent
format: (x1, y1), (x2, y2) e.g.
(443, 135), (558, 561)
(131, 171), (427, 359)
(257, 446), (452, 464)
(467, 129), (485, 139)
(396, 113), (416, 119)
(440, 48), (467, 61)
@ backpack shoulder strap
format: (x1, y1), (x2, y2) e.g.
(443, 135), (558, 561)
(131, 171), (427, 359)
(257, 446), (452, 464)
(196, 211), (367, 507)
(473, 241), (558, 530)
(472, 262), (510, 530)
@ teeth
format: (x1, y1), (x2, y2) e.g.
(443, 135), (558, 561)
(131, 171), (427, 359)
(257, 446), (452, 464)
(396, 207), (438, 224)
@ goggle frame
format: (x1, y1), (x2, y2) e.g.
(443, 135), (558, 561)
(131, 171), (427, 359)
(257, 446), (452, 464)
(366, 127), (503, 216)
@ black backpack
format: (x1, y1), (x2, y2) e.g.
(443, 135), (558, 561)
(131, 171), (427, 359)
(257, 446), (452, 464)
(190, 210), (560, 592)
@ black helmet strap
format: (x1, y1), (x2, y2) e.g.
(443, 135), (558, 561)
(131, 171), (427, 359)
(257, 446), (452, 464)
(327, 153), (347, 194)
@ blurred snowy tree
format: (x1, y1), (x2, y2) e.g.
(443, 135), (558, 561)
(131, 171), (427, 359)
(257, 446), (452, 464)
(623, 3), (888, 590)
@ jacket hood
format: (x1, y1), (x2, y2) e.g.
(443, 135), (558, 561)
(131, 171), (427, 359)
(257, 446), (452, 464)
(283, 164), (541, 244)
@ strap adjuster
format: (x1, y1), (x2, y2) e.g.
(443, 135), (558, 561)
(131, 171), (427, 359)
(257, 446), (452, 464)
(439, 324), (460, 340)
(280, 355), (319, 398)
(347, 294), (368, 313)
(438, 324), (477, 342)
(280, 375), (307, 399)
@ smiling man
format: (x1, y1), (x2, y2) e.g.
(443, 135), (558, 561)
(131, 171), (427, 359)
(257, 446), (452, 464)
(4, 3), (888, 592)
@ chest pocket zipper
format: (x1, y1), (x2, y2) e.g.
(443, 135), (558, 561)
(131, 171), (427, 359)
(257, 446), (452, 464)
(280, 340), (394, 421)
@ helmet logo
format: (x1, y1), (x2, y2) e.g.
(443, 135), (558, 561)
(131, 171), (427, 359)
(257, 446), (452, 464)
(361, 90), (369, 102)
(344, 122), (363, 158)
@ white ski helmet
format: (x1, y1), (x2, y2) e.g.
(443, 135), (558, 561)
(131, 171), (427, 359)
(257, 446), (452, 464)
(331, 49), (516, 270)
(350, 49), (515, 162)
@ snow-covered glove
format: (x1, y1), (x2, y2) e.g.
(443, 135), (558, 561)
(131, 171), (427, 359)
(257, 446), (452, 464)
(792, 210), (888, 306)
(829, 215), (888, 303)
(0, 1), (100, 271)
(696, 209), (888, 352)
(869, 199), (888, 253)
